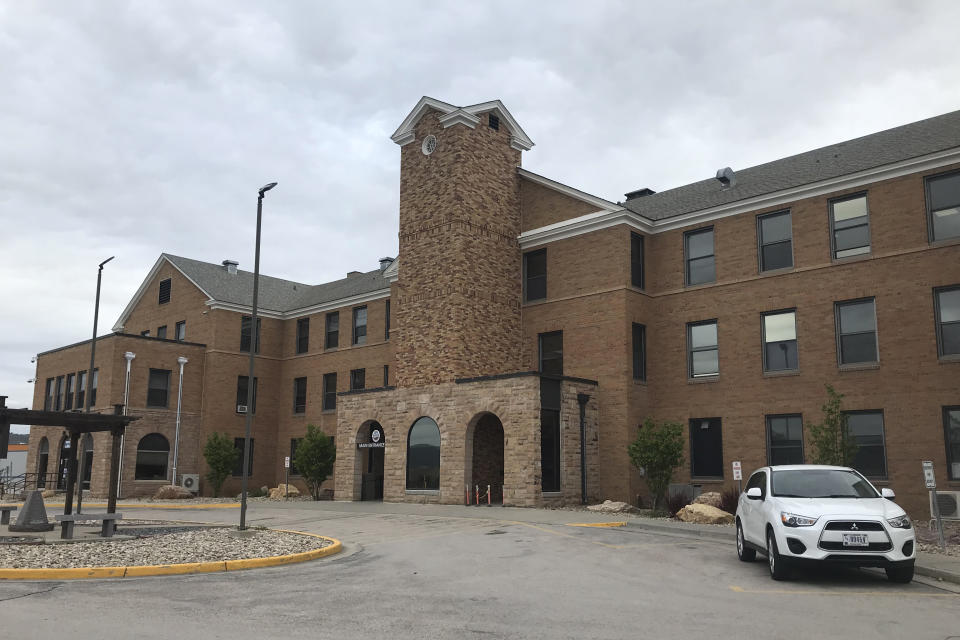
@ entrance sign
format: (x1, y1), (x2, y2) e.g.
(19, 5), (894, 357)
(732, 460), (742, 481)
(358, 424), (386, 449)
(922, 460), (936, 489)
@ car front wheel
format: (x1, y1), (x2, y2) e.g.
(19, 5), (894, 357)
(737, 522), (756, 562)
(767, 531), (791, 581)
(885, 564), (914, 584)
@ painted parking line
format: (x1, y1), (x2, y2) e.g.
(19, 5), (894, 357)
(565, 522), (627, 528)
(728, 585), (959, 598)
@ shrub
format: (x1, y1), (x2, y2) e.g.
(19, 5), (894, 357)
(665, 490), (693, 518)
(628, 418), (685, 513)
(719, 486), (740, 514)
(293, 424), (336, 501)
(809, 384), (858, 466)
(203, 432), (239, 498)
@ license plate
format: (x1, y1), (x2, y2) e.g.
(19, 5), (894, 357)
(842, 533), (869, 547)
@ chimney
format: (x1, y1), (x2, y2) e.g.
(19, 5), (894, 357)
(222, 260), (239, 275)
(624, 188), (656, 201)
(715, 167), (736, 189)
(379, 256), (395, 271)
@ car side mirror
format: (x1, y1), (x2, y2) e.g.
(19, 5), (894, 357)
(746, 487), (762, 500)
(881, 488), (895, 500)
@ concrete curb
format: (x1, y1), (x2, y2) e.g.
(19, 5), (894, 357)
(0, 530), (342, 581)
(18, 503), (241, 510)
(566, 522), (627, 528)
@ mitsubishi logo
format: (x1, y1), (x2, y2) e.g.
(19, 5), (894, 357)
(850, 523), (859, 531)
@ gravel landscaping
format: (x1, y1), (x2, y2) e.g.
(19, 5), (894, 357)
(0, 526), (332, 569)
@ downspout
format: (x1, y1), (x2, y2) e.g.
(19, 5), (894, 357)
(172, 356), (188, 485)
(577, 393), (591, 505)
(119, 351), (135, 497)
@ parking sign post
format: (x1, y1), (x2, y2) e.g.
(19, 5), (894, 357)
(923, 461), (946, 551)
(284, 456), (290, 500)
(732, 461), (742, 494)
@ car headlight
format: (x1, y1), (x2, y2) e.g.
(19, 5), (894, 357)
(886, 515), (911, 529)
(780, 512), (818, 527)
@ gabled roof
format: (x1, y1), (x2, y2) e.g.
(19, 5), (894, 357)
(391, 96), (534, 151)
(623, 108), (960, 221)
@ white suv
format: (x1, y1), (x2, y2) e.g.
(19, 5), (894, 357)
(735, 465), (915, 582)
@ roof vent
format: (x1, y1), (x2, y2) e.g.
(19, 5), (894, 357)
(625, 188), (656, 200)
(347, 271), (362, 278)
(379, 257), (395, 271)
(222, 260), (239, 275)
(715, 167), (736, 189)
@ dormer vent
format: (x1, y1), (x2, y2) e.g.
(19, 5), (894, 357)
(379, 257), (395, 271)
(222, 260), (239, 275)
(716, 167), (736, 189)
(489, 114), (500, 130)
(625, 188), (656, 201)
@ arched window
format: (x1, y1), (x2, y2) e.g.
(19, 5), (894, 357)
(406, 417), (440, 490)
(36, 437), (49, 488)
(135, 433), (170, 480)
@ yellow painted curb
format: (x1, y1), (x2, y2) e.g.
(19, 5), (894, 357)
(0, 530), (341, 581)
(27, 503), (241, 510)
(565, 522), (627, 528)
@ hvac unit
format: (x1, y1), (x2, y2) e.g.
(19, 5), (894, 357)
(237, 404), (248, 414)
(180, 474), (200, 493)
(930, 491), (960, 520)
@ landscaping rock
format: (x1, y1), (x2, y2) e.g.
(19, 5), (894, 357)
(693, 491), (722, 509)
(676, 503), (734, 525)
(153, 485), (194, 500)
(269, 484), (300, 500)
(586, 500), (637, 513)
(41, 489), (57, 499)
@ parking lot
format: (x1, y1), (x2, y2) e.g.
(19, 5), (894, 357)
(1, 502), (957, 639)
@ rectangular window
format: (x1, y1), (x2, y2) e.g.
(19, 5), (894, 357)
(322, 373), (337, 411)
(240, 316), (261, 353)
(232, 438), (254, 477)
(352, 306), (367, 346)
(766, 415), (803, 465)
(540, 378), (562, 492)
(758, 210), (793, 271)
(836, 298), (878, 365)
(64, 373), (75, 411)
(935, 286), (960, 357)
(688, 320), (719, 378)
(296, 317), (310, 354)
(289, 438), (301, 476)
(385, 299), (391, 340)
(146, 369), (171, 408)
(158, 278), (171, 304)
(538, 331), (563, 376)
(44, 378), (54, 411)
(325, 312), (339, 349)
(175, 321), (186, 342)
(845, 411), (886, 478)
(523, 249), (547, 302)
(141, 330), (150, 337)
(293, 377), (307, 414)
(944, 406), (960, 481)
(156, 325), (167, 340)
(76, 371), (86, 409)
(631, 233), (645, 289)
(236, 376), (258, 414)
(350, 368), (365, 391)
(54, 375), (64, 411)
(685, 227), (715, 286)
(90, 369), (98, 407)
(632, 323), (646, 381)
(830, 194), (870, 259)
(925, 170), (960, 242)
(383, 364), (389, 387)
(763, 310), (798, 372)
(690, 418), (723, 478)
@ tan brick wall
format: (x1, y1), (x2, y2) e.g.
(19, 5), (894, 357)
(520, 176), (601, 232)
(121, 260), (212, 346)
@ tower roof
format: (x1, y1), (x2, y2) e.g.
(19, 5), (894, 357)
(390, 96), (535, 151)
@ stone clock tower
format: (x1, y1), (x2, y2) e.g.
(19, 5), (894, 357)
(389, 98), (535, 387)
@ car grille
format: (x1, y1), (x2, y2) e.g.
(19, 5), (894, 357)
(819, 541), (892, 551)
(823, 521), (884, 531)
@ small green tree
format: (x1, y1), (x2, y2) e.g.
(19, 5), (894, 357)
(808, 384), (858, 466)
(628, 419), (685, 513)
(294, 424), (337, 500)
(203, 432), (239, 497)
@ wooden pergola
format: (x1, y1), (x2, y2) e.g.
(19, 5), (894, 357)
(0, 396), (140, 518)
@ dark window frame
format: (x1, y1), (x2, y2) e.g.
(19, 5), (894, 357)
(296, 317), (310, 354)
(632, 323), (646, 381)
(383, 364), (389, 388)
(934, 285), (960, 358)
(843, 409), (887, 479)
(689, 417), (724, 479)
(523, 249), (547, 302)
(293, 377), (307, 414)
(944, 406), (960, 481)
(385, 299), (391, 340)
(232, 437), (254, 477)
(350, 368), (365, 391)
(762, 309), (799, 372)
(236, 375), (258, 414)
(684, 227), (716, 286)
(135, 433), (170, 480)
(44, 378), (54, 411)
(406, 416), (441, 491)
(76, 371), (86, 410)
(64, 373), (75, 411)
(765, 414), (804, 466)
(54, 375), (64, 411)
(631, 232), (645, 289)
(687, 319), (719, 378)
(352, 306), (367, 346)
(289, 438), (302, 476)
(757, 209), (794, 272)
(158, 278), (171, 304)
(538, 331), (563, 376)
(147, 368), (172, 408)
(175, 320), (186, 342)
(325, 311), (339, 350)
(925, 169), (960, 243)
(322, 373), (337, 411)
(90, 369), (98, 407)
(240, 316), (261, 353)
(835, 298), (878, 366)
(829, 192), (871, 260)
(156, 325), (167, 340)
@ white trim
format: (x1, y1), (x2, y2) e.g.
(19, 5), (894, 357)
(438, 109), (480, 130)
(111, 255), (215, 331)
(518, 168), (619, 211)
(206, 288), (391, 320)
(390, 97), (457, 145)
(390, 96), (535, 151)
(382, 257), (399, 283)
(518, 147), (960, 248)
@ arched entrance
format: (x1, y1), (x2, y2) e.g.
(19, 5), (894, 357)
(80, 434), (94, 490)
(467, 413), (504, 504)
(355, 421), (385, 501)
(36, 437), (49, 488)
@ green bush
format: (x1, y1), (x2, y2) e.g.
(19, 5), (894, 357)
(293, 424), (336, 501)
(203, 432), (239, 498)
(628, 418), (685, 513)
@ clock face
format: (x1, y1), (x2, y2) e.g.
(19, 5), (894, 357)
(421, 135), (437, 155)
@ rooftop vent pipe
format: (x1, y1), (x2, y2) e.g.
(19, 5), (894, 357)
(715, 167), (736, 189)
(222, 260), (239, 275)
(379, 257), (395, 271)
(624, 188), (656, 201)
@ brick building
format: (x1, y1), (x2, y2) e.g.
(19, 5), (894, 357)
(26, 97), (960, 518)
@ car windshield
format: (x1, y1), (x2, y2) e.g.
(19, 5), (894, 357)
(771, 469), (878, 499)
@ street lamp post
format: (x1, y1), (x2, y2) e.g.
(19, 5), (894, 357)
(171, 356), (188, 486)
(240, 182), (277, 531)
(78, 255), (114, 514)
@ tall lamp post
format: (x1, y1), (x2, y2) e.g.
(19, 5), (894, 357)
(78, 255), (114, 514)
(239, 181), (277, 531)
(171, 356), (188, 486)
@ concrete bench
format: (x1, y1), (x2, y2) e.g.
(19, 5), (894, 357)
(54, 513), (122, 539)
(0, 505), (16, 525)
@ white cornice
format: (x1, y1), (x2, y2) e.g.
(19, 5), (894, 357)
(111, 255), (214, 331)
(518, 147), (960, 248)
(391, 96), (535, 151)
(518, 168), (619, 212)
(206, 288), (392, 320)
(382, 257), (399, 283)
(438, 109), (480, 130)
(391, 97), (457, 146)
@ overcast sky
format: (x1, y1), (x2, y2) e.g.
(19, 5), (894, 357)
(3, 1), (960, 431)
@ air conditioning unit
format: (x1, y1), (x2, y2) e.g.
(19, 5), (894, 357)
(930, 491), (960, 520)
(237, 405), (248, 414)
(180, 474), (200, 493)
